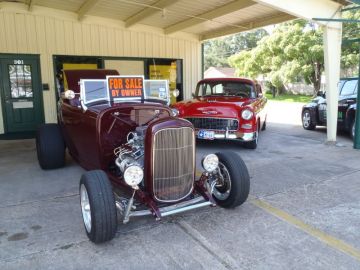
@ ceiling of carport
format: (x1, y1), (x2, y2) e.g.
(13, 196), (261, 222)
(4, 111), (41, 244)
(12, 0), (353, 40)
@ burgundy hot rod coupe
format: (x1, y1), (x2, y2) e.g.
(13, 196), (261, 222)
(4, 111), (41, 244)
(36, 70), (250, 243)
(172, 78), (267, 149)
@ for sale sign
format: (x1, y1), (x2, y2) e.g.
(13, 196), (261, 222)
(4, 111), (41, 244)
(107, 76), (144, 101)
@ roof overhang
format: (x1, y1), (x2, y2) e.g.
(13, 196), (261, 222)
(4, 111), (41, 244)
(1, 0), (348, 41)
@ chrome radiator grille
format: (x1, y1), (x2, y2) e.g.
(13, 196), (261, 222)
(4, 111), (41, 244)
(185, 117), (239, 131)
(152, 127), (195, 202)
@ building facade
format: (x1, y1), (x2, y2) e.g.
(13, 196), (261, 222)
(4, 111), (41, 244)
(0, 3), (201, 135)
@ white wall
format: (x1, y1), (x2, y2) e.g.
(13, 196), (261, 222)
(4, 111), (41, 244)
(0, 2), (202, 134)
(284, 83), (315, 95)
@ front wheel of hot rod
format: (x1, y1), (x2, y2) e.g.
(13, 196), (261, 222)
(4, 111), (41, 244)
(79, 170), (117, 243)
(36, 124), (65, 170)
(212, 151), (250, 208)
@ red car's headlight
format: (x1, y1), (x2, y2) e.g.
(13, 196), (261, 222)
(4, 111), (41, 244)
(241, 109), (254, 120)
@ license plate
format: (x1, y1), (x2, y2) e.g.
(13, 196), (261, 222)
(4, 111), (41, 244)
(198, 130), (215, 140)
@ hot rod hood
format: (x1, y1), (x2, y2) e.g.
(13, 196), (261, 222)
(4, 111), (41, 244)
(89, 100), (171, 115)
(174, 96), (253, 118)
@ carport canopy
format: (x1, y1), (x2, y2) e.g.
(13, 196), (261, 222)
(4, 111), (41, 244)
(19, 0), (354, 142)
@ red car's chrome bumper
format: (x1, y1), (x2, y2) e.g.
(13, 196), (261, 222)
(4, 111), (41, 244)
(196, 129), (256, 141)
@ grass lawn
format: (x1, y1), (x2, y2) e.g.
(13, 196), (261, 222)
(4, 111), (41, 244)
(265, 92), (313, 103)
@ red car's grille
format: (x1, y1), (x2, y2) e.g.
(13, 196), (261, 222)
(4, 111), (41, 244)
(152, 127), (194, 202)
(185, 117), (239, 131)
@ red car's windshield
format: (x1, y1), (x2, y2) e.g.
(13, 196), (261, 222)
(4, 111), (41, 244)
(195, 81), (255, 98)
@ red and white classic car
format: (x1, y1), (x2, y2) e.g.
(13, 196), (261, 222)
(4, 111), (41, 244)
(172, 78), (267, 149)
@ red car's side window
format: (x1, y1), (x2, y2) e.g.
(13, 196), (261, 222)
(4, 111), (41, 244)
(255, 84), (262, 97)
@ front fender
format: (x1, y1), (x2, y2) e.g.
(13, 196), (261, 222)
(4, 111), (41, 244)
(348, 103), (357, 111)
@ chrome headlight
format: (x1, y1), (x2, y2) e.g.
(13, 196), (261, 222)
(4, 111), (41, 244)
(124, 165), (143, 187)
(171, 108), (179, 117)
(241, 109), (253, 120)
(202, 154), (219, 172)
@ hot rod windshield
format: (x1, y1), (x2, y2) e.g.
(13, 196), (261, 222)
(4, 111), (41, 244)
(80, 80), (109, 104)
(195, 81), (255, 98)
(80, 79), (170, 105)
(143, 80), (170, 104)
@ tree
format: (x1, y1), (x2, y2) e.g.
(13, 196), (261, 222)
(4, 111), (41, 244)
(203, 39), (231, 69)
(229, 11), (359, 95)
(203, 29), (268, 70)
(341, 9), (360, 77)
(229, 20), (324, 95)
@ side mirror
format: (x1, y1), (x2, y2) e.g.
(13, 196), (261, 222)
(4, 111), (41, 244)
(62, 90), (76, 100)
(317, 91), (325, 98)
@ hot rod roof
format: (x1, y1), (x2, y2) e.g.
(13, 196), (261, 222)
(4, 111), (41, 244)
(63, 69), (119, 93)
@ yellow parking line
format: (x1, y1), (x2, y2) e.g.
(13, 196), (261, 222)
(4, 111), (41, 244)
(195, 171), (360, 260)
(251, 199), (360, 262)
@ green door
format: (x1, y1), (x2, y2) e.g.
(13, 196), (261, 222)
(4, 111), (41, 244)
(0, 55), (44, 133)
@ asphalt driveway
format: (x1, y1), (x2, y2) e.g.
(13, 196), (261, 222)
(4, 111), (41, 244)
(1, 100), (360, 270)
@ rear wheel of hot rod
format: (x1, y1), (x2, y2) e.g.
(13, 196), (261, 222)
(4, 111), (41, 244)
(212, 151), (250, 208)
(36, 124), (65, 169)
(79, 170), (117, 243)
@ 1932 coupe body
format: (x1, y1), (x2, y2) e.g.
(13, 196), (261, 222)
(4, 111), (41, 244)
(36, 69), (250, 243)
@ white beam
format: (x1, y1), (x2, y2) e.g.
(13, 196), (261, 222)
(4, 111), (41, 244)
(323, 23), (342, 142)
(254, 0), (343, 28)
(165, 0), (256, 35)
(125, 0), (180, 28)
(78, 0), (100, 21)
(200, 13), (295, 41)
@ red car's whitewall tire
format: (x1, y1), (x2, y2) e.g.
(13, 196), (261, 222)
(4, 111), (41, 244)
(244, 121), (259, 149)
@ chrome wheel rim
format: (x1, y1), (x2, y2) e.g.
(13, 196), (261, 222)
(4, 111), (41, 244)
(213, 162), (232, 200)
(303, 112), (311, 128)
(80, 184), (92, 233)
(352, 122), (355, 139)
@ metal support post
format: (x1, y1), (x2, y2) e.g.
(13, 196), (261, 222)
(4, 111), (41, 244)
(354, 51), (360, 149)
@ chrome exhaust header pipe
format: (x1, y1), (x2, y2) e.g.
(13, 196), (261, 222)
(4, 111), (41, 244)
(161, 201), (212, 217)
(116, 196), (214, 221)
